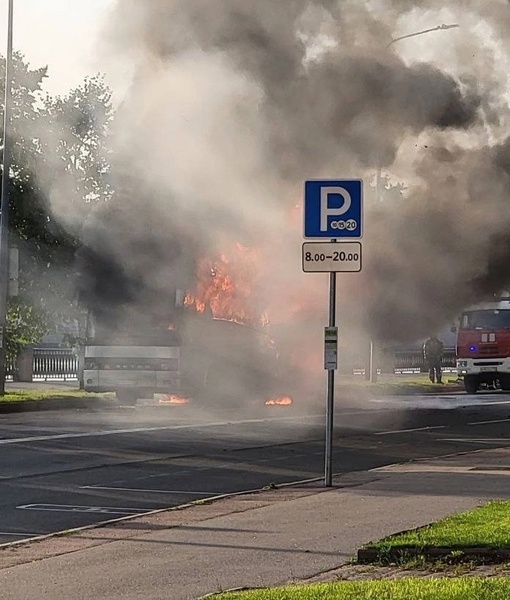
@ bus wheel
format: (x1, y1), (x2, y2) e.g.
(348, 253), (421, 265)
(116, 389), (138, 406)
(463, 375), (479, 395)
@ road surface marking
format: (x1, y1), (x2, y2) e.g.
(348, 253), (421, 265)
(468, 418), (510, 426)
(374, 425), (446, 436)
(370, 396), (510, 407)
(440, 438), (504, 444)
(81, 486), (214, 495)
(479, 400), (510, 406)
(17, 504), (154, 515)
(0, 532), (39, 537)
(0, 415), (320, 446)
(92, 466), (214, 488)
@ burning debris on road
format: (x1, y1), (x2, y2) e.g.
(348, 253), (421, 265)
(265, 396), (294, 407)
(159, 395), (191, 405)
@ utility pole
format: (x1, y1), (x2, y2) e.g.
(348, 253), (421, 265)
(0, 0), (14, 395)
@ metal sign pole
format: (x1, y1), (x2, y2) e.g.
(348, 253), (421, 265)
(325, 249), (337, 488)
(303, 179), (363, 489)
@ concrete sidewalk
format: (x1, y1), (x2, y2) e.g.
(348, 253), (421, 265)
(2, 446), (510, 600)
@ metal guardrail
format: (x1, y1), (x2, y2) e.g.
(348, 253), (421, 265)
(339, 348), (457, 375)
(5, 356), (15, 378)
(6, 347), (458, 381)
(394, 348), (457, 373)
(32, 348), (78, 381)
(5, 348), (79, 382)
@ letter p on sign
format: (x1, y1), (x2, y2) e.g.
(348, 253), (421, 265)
(320, 187), (352, 232)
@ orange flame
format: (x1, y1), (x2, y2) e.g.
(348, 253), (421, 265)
(159, 395), (191, 405)
(185, 242), (268, 327)
(265, 395), (293, 406)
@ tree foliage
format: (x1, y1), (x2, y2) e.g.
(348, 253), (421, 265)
(5, 298), (49, 365)
(38, 75), (113, 208)
(0, 53), (114, 359)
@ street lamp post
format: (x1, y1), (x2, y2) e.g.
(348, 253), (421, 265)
(387, 24), (460, 49)
(375, 22), (460, 206)
(375, 22), (460, 207)
(0, 0), (14, 395)
(368, 22), (459, 383)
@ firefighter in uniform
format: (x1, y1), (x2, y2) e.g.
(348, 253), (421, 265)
(423, 335), (444, 384)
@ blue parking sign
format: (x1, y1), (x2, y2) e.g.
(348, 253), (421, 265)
(304, 180), (363, 239)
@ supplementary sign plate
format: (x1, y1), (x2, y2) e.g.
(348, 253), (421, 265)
(302, 242), (362, 273)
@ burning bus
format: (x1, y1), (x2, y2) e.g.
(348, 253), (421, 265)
(83, 300), (182, 405)
(76, 169), (294, 407)
(77, 223), (284, 406)
(83, 298), (281, 406)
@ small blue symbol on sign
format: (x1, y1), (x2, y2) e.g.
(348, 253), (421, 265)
(304, 180), (363, 239)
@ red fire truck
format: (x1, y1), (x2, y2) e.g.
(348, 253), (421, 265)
(456, 298), (510, 394)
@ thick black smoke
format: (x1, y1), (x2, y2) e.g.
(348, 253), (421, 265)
(81, 0), (510, 346)
(106, 0), (479, 179)
(365, 133), (510, 341)
(75, 170), (200, 333)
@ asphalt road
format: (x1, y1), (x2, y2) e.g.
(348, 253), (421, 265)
(1, 390), (510, 546)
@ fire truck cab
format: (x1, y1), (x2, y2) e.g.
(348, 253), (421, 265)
(456, 299), (510, 394)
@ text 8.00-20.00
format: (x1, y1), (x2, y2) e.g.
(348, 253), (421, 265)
(302, 242), (362, 273)
(305, 250), (359, 262)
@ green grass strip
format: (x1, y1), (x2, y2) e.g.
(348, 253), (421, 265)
(334, 375), (461, 395)
(0, 390), (109, 403)
(372, 501), (510, 550)
(214, 578), (510, 600)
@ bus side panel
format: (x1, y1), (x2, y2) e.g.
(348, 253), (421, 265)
(83, 346), (181, 394)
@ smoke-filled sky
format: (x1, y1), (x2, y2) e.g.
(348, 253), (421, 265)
(0, 0), (115, 95)
(22, 1), (510, 348)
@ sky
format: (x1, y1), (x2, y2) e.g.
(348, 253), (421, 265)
(0, 0), (115, 96)
(0, 2), (489, 104)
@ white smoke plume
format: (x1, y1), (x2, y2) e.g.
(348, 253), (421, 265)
(73, 0), (510, 356)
